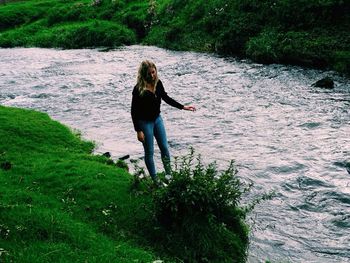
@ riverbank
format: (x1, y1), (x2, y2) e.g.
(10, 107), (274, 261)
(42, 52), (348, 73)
(1, 46), (349, 262)
(0, 105), (161, 262)
(0, 0), (349, 75)
(0, 105), (249, 262)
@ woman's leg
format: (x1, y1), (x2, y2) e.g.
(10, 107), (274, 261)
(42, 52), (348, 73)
(154, 116), (171, 175)
(138, 120), (157, 179)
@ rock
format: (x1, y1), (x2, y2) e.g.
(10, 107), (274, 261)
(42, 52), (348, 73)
(312, 77), (334, 89)
(102, 152), (111, 158)
(118, 154), (130, 160)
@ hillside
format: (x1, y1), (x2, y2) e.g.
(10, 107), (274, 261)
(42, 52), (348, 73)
(0, 0), (349, 74)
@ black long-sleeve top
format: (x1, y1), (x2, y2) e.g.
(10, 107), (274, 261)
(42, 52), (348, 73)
(131, 80), (184, 131)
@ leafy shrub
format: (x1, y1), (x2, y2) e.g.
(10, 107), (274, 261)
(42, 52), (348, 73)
(152, 149), (249, 262)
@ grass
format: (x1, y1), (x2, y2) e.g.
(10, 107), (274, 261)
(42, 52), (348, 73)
(0, 105), (251, 262)
(0, 0), (349, 74)
(0, 105), (161, 262)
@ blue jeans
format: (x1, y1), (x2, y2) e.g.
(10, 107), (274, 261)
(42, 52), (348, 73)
(138, 115), (171, 179)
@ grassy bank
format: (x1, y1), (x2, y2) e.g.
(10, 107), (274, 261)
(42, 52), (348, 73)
(145, 0), (349, 74)
(0, 105), (159, 262)
(0, 105), (249, 262)
(0, 0), (349, 74)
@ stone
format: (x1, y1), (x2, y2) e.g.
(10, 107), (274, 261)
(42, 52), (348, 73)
(118, 154), (130, 160)
(312, 77), (334, 89)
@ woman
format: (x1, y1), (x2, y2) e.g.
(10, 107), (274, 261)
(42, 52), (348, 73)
(131, 60), (196, 185)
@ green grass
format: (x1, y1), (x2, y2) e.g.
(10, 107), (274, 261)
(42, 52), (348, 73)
(0, 105), (251, 262)
(0, 0), (349, 73)
(146, 0), (349, 74)
(0, 20), (136, 48)
(0, 105), (161, 262)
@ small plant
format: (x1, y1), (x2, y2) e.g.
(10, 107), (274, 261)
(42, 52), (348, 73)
(152, 148), (250, 262)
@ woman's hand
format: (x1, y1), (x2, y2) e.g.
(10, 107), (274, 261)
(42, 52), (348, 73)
(137, 131), (144, 142)
(183, 105), (196, 111)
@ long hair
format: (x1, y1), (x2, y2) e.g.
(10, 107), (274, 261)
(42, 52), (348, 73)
(136, 60), (158, 95)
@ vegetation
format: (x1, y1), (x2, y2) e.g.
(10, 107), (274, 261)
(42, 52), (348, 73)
(0, 0), (349, 74)
(152, 150), (249, 262)
(0, 105), (158, 262)
(0, 105), (251, 262)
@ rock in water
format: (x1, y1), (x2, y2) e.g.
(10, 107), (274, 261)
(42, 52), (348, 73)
(312, 77), (334, 89)
(118, 154), (130, 160)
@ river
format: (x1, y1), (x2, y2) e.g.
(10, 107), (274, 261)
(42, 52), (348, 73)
(0, 46), (349, 263)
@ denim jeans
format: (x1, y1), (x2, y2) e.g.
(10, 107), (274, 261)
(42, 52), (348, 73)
(138, 115), (171, 179)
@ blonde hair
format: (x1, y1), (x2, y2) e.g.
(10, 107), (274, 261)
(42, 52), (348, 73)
(136, 60), (158, 95)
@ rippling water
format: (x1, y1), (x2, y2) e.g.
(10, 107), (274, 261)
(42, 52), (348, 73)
(1, 46), (349, 262)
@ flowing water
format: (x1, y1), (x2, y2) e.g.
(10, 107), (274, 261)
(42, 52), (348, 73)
(0, 46), (349, 263)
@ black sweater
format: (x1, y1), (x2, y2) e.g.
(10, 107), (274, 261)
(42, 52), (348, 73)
(131, 80), (184, 131)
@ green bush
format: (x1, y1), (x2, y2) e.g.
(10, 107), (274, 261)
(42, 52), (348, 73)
(152, 149), (249, 262)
